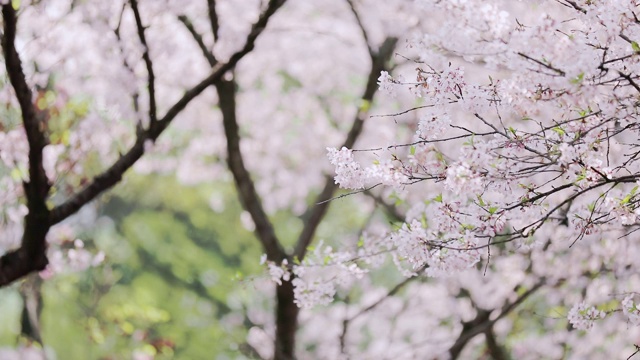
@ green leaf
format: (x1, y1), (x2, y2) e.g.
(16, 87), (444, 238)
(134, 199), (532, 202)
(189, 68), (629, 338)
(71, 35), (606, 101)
(463, 134), (475, 147)
(410, 145), (416, 156)
(359, 99), (371, 113)
(11, 0), (20, 10)
(597, 299), (620, 312)
(277, 70), (303, 92)
(570, 72), (584, 84)
(516, 286), (527, 296)
(434, 193), (443, 203)
(36, 96), (48, 110)
(461, 223), (474, 230)
(488, 206), (499, 215)
(234, 271), (244, 280)
(61, 129), (70, 146)
(633, 41), (640, 52)
(10, 167), (22, 181)
(477, 195), (485, 206)
(552, 126), (565, 136)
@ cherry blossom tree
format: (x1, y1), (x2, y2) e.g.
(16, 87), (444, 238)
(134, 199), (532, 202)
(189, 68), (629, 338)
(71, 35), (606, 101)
(316, 0), (640, 358)
(6, 0), (640, 359)
(0, 0), (286, 355)
(164, 0), (404, 357)
(0, 0), (405, 358)
(0, 0), (285, 283)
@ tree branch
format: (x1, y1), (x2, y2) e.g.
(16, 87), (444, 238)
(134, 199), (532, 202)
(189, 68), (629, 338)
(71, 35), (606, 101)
(130, 0), (157, 125)
(178, 14), (217, 66)
(49, 0), (287, 225)
(0, 4), (51, 286)
(293, 37), (398, 260)
(20, 275), (44, 345)
(345, 0), (373, 56)
(484, 326), (508, 360)
(217, 79), (285, 262)
(363, 189), (404, 222)
(202, 1), (286, 262)
(340, 267), (424, 355)
(207, 0), (220, 42)
(559, 0), (587, 14)
(1, 5), (50, 202)
(517, 52), (566, 76)
(449, 280), (544, 359)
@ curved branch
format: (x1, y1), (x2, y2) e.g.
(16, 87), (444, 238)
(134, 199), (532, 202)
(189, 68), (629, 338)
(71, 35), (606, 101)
(49, 0), (287, 225)
(178, 14), (217, 66)
(449, 280), (545, 359)
(339, 264), (426, 354)
(293, 37), (398, 260)
(130, 0), (157, 125)
(0, 4), (51, 286)
(484, 327), (508, 360)
(1, 5), (50, 201)
(345, 0), (373, 55)
(364, 189), (404, 221)
(207, 0), (220, 42)
(217, 79), (285, 262)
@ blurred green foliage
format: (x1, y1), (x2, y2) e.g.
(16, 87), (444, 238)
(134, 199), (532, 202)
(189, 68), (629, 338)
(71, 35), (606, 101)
(0, 163), (374, 359)
(0, 175), (263, 359)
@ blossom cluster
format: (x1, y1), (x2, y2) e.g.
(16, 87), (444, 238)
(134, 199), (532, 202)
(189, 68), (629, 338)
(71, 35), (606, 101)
(320, 0), (640, 350)
(326, 147), (409, 190)
(567, 302), (606, 330)
(261, 241), (370, 308)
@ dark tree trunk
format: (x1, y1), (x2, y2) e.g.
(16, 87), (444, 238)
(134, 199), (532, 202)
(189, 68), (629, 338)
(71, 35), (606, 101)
(20, 274), (44, 345)
(274, 279), (299, 360)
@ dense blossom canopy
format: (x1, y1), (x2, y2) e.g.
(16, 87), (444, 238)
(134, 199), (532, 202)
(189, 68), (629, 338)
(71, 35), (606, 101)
(3, 0), (640, 358)
(320, 0), (640, 357)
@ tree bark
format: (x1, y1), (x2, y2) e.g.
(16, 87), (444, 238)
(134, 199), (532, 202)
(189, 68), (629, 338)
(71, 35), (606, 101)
(20, 274), (44, 345)
(275, 279), (299, 360)
(0, 4), (51, 286)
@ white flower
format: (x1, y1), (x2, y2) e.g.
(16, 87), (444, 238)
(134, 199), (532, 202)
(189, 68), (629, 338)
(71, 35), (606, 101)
(444, 162), (484, 194)
(292, 278), (336, 308)
(364, 159), (409, 190)
(621, 295), (640, 325)
(417, 113), (450, 140)
(327, 147), (365, 189)
(267, 259), (290, 286)
(567, 302), (605, 330)
(558, 143), (577, 166)
(377, 71), (399, 98)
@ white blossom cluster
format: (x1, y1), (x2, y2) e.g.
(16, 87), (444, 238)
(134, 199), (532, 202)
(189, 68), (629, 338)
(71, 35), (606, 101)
(41, 228), (105, 279)
(567, 302), (606, 330)
(327, 147), (409, 190)
(261, 241), (370, 308)
(622, 295), (640, 326)
(326, 147), (365, 190)
(320, 0), (640, 352)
